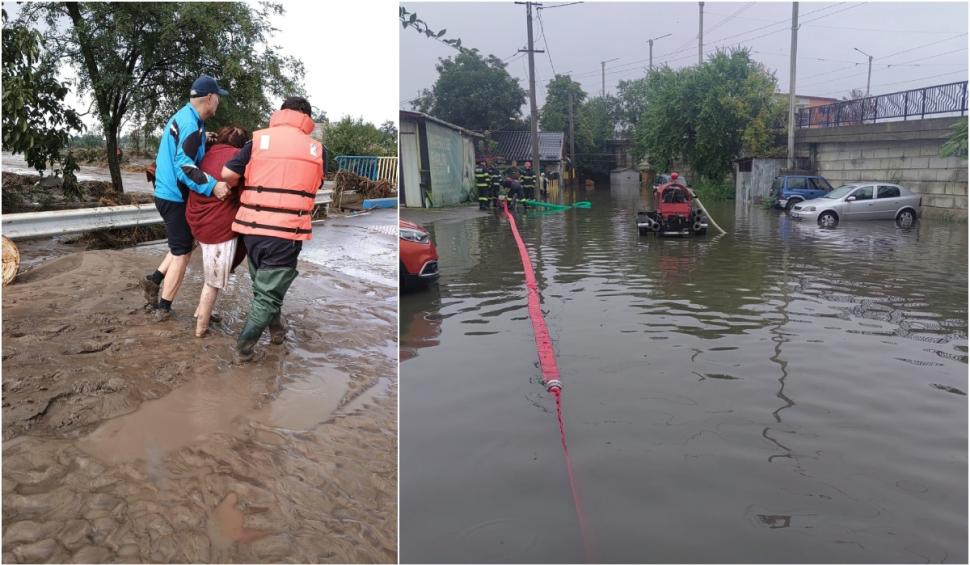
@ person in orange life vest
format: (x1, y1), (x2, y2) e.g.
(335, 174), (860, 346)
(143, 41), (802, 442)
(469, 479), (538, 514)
(141, 75), (232, 322)
(221, 96), (324, 362)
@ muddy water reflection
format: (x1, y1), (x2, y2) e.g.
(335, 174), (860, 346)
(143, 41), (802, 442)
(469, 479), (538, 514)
(400, 184), (967, 563)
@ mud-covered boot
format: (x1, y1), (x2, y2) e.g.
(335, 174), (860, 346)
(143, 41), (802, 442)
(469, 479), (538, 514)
(140, 275), (161, 306)
(235, 321), (264, 363)
(268, 315), (287, 345)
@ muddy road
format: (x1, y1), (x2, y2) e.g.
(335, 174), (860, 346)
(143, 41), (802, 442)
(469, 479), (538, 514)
(2, 211), (398, 563)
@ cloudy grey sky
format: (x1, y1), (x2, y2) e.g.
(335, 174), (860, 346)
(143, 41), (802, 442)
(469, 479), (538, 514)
(400, 1), (968, 113)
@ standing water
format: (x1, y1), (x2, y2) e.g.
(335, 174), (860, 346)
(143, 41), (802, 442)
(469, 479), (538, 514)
(400, 180), (967, 563)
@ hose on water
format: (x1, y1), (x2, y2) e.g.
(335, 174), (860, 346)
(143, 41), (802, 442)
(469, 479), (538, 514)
(693, 197), (727, 235)
(501, 199), (594, 562)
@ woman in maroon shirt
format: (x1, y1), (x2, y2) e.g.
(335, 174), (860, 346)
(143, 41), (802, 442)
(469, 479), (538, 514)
(187, 126), (248, 337)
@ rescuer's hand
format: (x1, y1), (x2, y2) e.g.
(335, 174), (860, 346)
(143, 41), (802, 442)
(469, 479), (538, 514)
(213, 182), (230, 200)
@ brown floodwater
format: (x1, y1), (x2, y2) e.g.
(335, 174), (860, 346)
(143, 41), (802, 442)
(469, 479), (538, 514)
(400, 182), (967, 563)
(2, 212), (398, 563)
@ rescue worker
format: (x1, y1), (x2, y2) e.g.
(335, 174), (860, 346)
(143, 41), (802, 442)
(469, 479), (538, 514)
(141, 75), (231, 321)
(488, 161), (503, 208)
(521, 160), (537, 200)
(221, 96), (324, 362)
(474, 160), (491, 210)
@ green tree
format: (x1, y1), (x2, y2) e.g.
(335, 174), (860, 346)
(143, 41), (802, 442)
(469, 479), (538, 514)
(635, 49), (781, 181)
(21, 2), (305, 192)
(2, 8), (82, 190)
(540, 74), (586, 133)
(379, 121), (399, 156)
(575, 96), (618, 177)
(941, 117), (968, 158)
(326, 116), (396, 173)
(411, 49), (526, 132)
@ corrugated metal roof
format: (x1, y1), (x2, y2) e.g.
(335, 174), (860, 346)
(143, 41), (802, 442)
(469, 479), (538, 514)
(488, 130), (564, 162)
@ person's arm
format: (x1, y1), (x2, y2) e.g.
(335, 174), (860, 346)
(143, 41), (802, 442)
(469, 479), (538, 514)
(173, 116), (217, 196)
(222, 141), (252, 188)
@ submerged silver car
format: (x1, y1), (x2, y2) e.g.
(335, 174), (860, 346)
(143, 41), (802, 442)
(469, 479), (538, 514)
(789, 182), (922, 228)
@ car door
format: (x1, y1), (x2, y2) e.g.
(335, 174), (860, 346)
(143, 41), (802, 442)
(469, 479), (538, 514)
(876, 185), (902, 219)
(844, 185), (876, 219)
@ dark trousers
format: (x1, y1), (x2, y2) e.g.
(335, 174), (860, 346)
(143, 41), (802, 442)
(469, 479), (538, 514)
(242, 235), (302, 329)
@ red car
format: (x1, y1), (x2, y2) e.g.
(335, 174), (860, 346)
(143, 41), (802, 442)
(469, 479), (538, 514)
(400, 219), (439, 290)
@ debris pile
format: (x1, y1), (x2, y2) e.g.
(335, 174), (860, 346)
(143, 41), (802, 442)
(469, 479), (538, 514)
(332, 170), (396, 209)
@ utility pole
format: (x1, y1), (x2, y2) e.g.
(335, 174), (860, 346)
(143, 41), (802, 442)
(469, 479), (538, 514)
(517, 2), (544, 180)
(647, 33), (672, 73)
(787, 2), (799, 170)
(698, 2), (704, 65)
(854, 47), (874, 97)
(600, 57), (619, 97)
(568, 91), (576, 179)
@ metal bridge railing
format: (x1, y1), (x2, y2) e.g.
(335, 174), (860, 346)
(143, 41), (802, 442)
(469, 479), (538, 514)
(335, 155), (398, 186)
(797, 81), (968, 128)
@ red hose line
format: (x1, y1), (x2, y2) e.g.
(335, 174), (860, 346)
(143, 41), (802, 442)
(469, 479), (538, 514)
(502, 200), (593, 561)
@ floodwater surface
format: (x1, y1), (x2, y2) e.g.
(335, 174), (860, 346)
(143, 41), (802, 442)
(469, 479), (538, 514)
(400, 182), (967, 563)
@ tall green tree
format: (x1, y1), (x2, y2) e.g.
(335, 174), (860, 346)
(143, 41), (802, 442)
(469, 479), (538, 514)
(635, 49), (782, 181)
(2, 9), (82, 188)
(575, 96), (618, 177)
(540, 74), (586, 133)
(20, 2), (305, 192)
(410, 49), (526, 132)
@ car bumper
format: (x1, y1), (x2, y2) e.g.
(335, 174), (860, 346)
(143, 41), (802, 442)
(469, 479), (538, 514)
(789, 208), (821, 222)
(777, 198), (788, 209)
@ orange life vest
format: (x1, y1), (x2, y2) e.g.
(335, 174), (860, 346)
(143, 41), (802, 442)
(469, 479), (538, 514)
(232, 109), (324, 241)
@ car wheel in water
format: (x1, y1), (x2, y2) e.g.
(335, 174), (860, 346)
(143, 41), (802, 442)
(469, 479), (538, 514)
(896, 209), (916, 228)
(817, 211), (838, 228)
(785, 199), (800, 213)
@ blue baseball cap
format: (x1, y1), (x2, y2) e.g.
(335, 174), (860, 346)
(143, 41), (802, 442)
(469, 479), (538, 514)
(190, 75), (228, 98)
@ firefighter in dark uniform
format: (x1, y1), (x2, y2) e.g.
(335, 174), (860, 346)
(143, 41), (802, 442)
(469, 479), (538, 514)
(474, 160), (491, 210)
(488, 161), (503, 208)
(521, 160), (536, 200)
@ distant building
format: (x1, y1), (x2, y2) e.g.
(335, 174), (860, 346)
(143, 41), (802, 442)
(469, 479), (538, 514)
(776, 93), (839, 111)
(399, 110), (483, 207)
(481, 130), (565, 180)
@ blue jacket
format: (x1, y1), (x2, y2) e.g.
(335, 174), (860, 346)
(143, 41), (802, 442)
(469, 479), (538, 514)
(153, 103), (216, 202)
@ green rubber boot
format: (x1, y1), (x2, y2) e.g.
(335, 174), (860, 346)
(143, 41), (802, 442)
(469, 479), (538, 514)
(268, 314), (287, 345)
(235, 320), (265, 363)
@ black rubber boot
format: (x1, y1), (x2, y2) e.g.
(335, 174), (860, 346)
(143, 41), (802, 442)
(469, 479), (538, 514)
(235, 321), (265, 363)
(268, 315), (287, 345)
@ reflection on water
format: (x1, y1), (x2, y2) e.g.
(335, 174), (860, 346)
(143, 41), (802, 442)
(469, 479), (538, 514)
(401, 183), (967, 564)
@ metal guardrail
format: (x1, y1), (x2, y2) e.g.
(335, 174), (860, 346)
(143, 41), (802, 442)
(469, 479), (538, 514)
(335, 155), (398, 186)
(798, 81), (968, 128)
(2, 188), (333, 240)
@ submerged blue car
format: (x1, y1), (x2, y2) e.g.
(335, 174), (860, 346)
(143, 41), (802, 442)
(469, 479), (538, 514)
(771, 175), (834, 211)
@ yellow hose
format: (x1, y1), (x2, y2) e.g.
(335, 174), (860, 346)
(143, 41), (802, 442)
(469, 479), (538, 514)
(693, 198), (727, 235)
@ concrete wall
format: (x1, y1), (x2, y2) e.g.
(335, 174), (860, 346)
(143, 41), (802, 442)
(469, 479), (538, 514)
(795, 117), (968, 216)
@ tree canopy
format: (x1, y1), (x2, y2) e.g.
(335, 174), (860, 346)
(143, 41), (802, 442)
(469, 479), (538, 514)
(633, 49), (783, 181)
(575, 96), (618, 177)
(411, 49), (526, 132)
(540, 74), (586, 133)
(2, 8), (82, 189)
(18, 2), (305, 192)
(325, 117), (397, 173)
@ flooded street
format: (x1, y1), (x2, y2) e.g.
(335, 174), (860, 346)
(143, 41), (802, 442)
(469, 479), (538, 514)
(2, 210), (398, 563)
(400, 184), (967, 563)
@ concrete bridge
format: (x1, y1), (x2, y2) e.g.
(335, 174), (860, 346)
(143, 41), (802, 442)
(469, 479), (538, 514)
(794, 116), (967, 218)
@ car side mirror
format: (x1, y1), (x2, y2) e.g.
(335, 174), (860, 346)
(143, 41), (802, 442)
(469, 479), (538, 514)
(846, 196), (856, 202)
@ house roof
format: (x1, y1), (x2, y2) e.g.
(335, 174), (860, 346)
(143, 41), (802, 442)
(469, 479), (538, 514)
(487, 130), (565, 162)
(399, 110), (484, 138)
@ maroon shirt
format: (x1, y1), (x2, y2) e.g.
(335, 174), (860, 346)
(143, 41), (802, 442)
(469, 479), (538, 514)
(185, 144), (241, 244)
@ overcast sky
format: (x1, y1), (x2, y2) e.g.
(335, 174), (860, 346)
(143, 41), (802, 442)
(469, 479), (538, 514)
(4, 1), (399, 133)
(400, 1), (968, 114)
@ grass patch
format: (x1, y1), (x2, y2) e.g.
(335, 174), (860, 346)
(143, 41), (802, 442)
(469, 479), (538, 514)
(693, 178), (735, 201)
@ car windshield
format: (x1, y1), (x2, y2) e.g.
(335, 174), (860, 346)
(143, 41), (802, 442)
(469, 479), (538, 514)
(824, 185), (856, 199)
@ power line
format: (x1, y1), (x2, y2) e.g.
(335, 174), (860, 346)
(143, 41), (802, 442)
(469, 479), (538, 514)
(815, 68), (968, 97)
(881, 32), (968, 60)
(536, 8), (557, 75)
(705, 10), (964, 34)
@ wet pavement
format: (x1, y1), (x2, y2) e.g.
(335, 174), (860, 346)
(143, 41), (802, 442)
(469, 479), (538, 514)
(2, 209), (398, 563)
(2, 151), (155, 194)
(400, 182), (967, 563)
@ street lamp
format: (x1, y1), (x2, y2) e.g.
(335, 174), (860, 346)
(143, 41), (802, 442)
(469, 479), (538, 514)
(647, 33), (672, 73)
(853, 47), (874, 98)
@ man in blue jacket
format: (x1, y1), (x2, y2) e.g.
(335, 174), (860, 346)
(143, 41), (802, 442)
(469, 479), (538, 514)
(141, 75), (231, 321)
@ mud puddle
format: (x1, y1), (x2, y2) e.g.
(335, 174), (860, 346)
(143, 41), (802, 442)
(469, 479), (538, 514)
(3, 244), (397, 563)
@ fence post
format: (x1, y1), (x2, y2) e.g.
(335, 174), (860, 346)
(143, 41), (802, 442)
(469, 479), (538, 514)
(962, 81), (967, 117)
(921, 86), (926, 119)
(903, 91), (909, 121)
